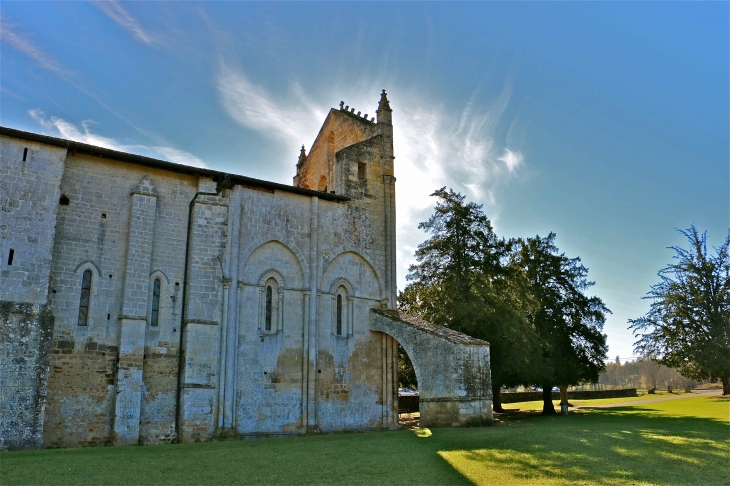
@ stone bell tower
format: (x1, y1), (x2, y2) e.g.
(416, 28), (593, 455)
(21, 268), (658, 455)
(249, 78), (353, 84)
(293, 90), (397, 308)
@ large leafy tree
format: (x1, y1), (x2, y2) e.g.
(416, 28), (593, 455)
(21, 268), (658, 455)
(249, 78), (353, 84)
(629, 226), (730, 395)
(398, 188), (541, 411)
(514, 234), (609, 414)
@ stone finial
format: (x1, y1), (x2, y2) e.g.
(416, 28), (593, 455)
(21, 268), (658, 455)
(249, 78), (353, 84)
(377, 89), (392, 112)
(345, 105), (349, 111)
(363, 113), (368, 119)
(132, 175), (157, 197)
(371, 117), (375, 122)
(357, 111), (361, 116)
(350, 108), (355, 113)
(297, 145), (307, 167)
(339, 101), (344, 109)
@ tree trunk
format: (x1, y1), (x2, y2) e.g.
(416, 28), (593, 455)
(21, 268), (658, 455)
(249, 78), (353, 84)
(492, 385), (504, 413)
(542, 387), (556, 415)
(559, 386), (569, 404)
(722, 376), (729, 396)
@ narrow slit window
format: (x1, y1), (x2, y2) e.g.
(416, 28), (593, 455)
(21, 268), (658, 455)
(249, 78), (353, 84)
(150, 278), (161, 327)
(78, 270), (92, 326)
(336, 294), (343, 335)
(265, 285), (273, 331)
(7, 249), (14, 265)
(358, 162), (366, 180)
(22, 148), (28, 161)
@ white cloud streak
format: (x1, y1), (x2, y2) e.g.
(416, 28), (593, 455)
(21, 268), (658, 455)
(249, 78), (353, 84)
(216, 63), (525, 290)
(29, 110), (206, 168)
(151, 146), (207, 168)
(92, 1), (157, 45)
(0, 21), (74, 77)
(217, 64), (327, 149)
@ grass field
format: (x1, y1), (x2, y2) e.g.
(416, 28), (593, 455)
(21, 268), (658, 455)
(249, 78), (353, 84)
(501, 390), (696, 412)
(3, 395), (728, 485)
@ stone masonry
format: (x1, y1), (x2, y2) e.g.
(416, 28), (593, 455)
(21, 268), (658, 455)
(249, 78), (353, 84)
(370, 310), (493, 427)
(0, 91), (492, 449)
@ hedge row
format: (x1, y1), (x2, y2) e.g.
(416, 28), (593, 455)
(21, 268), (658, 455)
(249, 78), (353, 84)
(499, 388), (638, 404)
(396, 388), (638, 412)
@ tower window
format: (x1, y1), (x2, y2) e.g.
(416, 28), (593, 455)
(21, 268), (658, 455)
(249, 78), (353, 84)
(150, 278), (161, 327)
(59, 195), (70, 206)
(358, 162), (366, 180)
(22, 148), (28, 161)
(7, 249), (14, 265)
(318, 175), (328, 192)
(78, 269), (92, 326)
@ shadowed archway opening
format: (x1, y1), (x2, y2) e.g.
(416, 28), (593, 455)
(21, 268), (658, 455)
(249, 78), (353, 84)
(397, 343), (420, 428)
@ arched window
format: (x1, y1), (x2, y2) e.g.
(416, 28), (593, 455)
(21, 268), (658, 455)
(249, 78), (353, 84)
(150, 278), (161, 327)
(318, 175), (328, 192)
(259, 275), (282, 334)
(336, 294), (343, 335)
(265, 285), (273, 331)
(78, 269), (92, 326)
(331, 283), (351, 337)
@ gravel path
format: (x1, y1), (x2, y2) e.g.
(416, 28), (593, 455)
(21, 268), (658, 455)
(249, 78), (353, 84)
(576, 389), (722, 409)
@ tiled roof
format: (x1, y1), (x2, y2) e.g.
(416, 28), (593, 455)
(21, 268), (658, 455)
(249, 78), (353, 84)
(372, 309), (489, 346)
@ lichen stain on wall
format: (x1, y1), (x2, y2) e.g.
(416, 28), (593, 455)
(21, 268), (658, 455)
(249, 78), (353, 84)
(139, 345), (178, 444)
(272, 346), (302, 393)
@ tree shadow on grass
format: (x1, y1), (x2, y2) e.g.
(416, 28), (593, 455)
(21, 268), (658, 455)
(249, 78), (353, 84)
(431, 407), (729, 486)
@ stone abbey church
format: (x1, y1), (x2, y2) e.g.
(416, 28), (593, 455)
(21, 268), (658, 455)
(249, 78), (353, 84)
(0, 91), (492, 450)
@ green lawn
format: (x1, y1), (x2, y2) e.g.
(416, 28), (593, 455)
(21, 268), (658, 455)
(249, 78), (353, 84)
(3, 395), (728, 485)
(501, 390), (699, 412)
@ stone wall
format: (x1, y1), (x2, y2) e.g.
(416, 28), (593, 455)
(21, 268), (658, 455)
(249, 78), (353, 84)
(42, 154), (199, 447)
(0, 135), (65, 450)
(0, 136), (66, 304)
(0, 303), (54, 450)
(294, 107), (376, 191)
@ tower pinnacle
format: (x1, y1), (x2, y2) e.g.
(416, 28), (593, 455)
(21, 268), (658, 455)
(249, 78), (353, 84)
(377, 89), (392, 113)
(297, 145), (307, 167)
(376, 89), (392, 125)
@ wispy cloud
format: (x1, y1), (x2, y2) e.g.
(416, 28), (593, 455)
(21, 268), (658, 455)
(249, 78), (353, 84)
(29, 110), (206, 168)
(217, 63), (327, 149)
(92, 1), (157, 45)
(391, 85), (525, 284)
(2, 17), (155, 137)
(30, 110), (122, 149)
(0, 20), (74, 77)
(216, 63), (525, 289)
(151, 146), (207, 168)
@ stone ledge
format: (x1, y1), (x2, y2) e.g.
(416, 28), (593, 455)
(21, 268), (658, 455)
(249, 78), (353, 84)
(180, 383), (216, 389)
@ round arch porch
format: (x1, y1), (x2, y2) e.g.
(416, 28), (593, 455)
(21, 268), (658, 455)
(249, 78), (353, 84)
(369, 309), (493, 427)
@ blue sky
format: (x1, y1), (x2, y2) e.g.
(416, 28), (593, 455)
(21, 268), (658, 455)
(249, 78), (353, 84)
(2, 1), (727, 362)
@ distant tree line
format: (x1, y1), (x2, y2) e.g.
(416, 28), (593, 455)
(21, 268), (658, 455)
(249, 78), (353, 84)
(598, 358), (711, 391)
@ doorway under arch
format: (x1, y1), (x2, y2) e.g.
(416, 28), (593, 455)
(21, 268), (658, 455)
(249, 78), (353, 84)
(397, 343), (420, 428)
